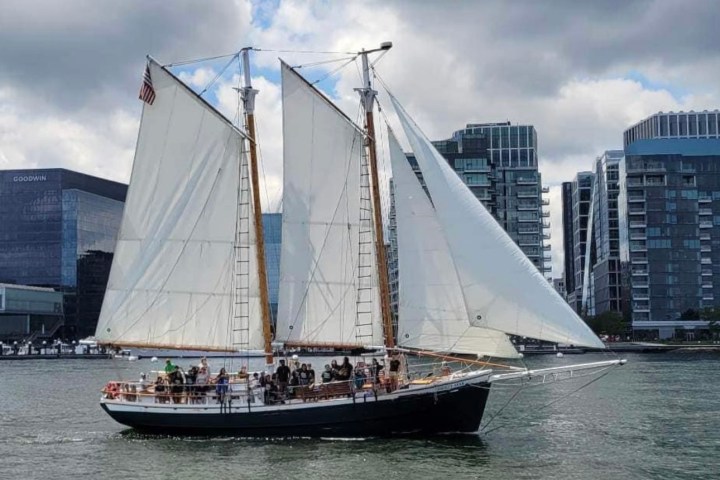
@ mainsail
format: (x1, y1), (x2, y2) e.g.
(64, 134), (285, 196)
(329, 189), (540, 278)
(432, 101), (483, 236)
(389, 131), (519, 358)
(95, 58), (264, 351)
(391, 96), (604, 349)
(275, 62), (383, 347)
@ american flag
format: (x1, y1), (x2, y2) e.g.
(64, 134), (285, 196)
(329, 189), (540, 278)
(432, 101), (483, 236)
(138, 64), (156, 105)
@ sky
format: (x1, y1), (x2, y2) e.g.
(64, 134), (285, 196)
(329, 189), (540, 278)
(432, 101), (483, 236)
(1, 0), (720, 275)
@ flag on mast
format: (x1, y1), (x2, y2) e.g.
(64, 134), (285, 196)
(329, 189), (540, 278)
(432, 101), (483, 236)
(138, 64), (156, 105)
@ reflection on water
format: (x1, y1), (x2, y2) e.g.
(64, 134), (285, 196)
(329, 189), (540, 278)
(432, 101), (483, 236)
(1, 353), (719, 480)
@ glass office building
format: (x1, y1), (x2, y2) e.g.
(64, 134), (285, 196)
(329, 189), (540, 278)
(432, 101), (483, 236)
(0, 168), (127, 339)
(406, 122), (551, 274)
(262, 213), (282, 324)
(622, 111), (720, 339)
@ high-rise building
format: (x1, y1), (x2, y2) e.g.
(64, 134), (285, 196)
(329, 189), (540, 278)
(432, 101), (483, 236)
(406, 122), (551, 274)
(262, 213), (282, 323)
(561, 182), (575, 302)
(563, 171), (595, 313)
(589, 151), (624, 315)
(0, 169), (127, 339)
(622, 110), (720, 339)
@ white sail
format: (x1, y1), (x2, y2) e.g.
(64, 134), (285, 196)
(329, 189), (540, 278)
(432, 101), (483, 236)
(389, 131), (519, 358)
(276, 62), (383, 347)
(391, 97), (604, 349)
(95, 58), (264, 351)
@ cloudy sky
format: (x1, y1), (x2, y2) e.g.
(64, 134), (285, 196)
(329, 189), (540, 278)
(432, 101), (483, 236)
(2, 0), (719, 274)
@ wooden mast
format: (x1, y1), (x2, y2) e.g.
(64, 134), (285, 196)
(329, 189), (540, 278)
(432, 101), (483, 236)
(357, 43), (396, 349)
(241, 48), (274, 366)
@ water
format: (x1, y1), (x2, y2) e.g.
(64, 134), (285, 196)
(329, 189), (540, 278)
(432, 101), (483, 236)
(1, 352), (719, 479)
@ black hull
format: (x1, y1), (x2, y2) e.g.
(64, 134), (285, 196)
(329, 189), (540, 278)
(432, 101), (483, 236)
(101, 382), (491, 437)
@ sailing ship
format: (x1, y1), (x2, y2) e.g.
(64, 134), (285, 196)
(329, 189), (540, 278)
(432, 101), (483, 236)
(96, 44), (624, 436)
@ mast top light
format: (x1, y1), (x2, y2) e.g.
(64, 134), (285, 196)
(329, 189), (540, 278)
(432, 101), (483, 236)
(380, 41), (393, 50)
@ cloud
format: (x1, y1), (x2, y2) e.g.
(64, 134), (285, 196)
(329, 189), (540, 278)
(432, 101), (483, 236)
(2, 0), (720, 277)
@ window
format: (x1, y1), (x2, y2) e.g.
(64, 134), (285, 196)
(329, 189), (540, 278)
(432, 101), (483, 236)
(670, 115), (678, 136)
(689, 114), (697, 135)
(679, 114), (687, 135)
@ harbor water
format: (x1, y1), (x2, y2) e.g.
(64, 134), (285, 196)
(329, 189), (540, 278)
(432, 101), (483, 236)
(1, 352), (718, 479)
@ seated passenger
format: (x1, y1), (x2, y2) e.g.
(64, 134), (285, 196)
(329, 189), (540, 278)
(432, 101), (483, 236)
(336, 357), (353, 381)
(440, 361), (452, 376)
(330, 359), (340, 379)
(237, 366), (249, 381)
(154, 376), (168, 404)
(321, 364), (333, 383)
(353, 366), (366, 389)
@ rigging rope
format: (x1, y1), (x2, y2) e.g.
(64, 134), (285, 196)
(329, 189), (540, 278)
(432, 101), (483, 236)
(481, 365), (618, 436)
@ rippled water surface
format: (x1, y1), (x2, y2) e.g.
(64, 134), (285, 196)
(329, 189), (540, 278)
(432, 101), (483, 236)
(1, 353), (719, 479)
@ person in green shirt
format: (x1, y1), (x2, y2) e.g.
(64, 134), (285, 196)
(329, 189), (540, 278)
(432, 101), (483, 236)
(164, 359), (176, 374)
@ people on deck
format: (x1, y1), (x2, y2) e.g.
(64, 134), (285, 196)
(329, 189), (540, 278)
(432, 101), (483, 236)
(169, 365), (185, 403)
(388, 354), (401, 392)
(154, 376), (169, 403)
(336, 357), (353, 381)
(276, 359), (291, 393)
(353, 364), (366, 389)
(321, 364), (333, 383)
(215, 367), (229, 403)
(164, 358), (176, 374)
(371, 358), (383, 384)
(307, 363), (316, 384)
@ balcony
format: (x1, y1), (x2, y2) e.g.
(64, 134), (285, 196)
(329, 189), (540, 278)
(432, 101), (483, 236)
(542, 221), (551, 229)
(516, 178), (538, 185)
(701, 245), (712, 252)
(543, 233), (551, 240)
(465, 166), (492, 173)
(700, 208), (713, 216)
(629, 221), (647, 228)
(702, 270), (713, 276)
(632, 303), (650, 313)
(542, 186), (550, 193)
(631, 257), (648, 265)
(700, 233), (711, 241)
(633, 293), (650, 301)
(630, 233), (647, 240)
(627, 177), (644, 187)
(541, 211), (550, 217)
(630, 243), (647, 252)
(543, 244), (551, 251)
(627, 195), (645, 203)
(542, 265), (553, 272)
(628, 207), (646, 215)
(702, 283), (714, 289)
(633, 281), (649, 287)
(518, 217), (539, 223)
(700, 221), (714, 229)
(518, 204), (539, 211)
(626, 163), (666, 173)
(517, 191), (539, 198)
(631, 269), (648, 276)
(699, 195), (712, 203)
(703, 295), (715, 301)
(542, 198), (550, 206)
(702, 257), (713, 265)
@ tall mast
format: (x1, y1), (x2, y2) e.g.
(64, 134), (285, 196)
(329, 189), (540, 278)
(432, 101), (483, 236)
(356, 42), (395, 349)
(240, 47), (274, 366)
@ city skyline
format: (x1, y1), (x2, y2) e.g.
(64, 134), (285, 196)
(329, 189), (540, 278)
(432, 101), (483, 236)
(1, 1), (720, 273)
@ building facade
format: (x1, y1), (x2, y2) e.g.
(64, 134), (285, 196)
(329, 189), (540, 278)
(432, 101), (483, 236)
(0, 169), (127, 339)
(563, 171), (594, 313)
(622, 111), (720, 339)
(0, 283), (64, 342)
(589, 151), (624, 315)
(262, 213), (282, 324)
(407, 122), (551, 274)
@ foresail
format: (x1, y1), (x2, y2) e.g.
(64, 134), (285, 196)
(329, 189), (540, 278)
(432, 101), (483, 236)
(389, 131), (519, 358)
(391, 97), (604, 349)
(276, 62), (383, 347)
(95, 59), (265, 351)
